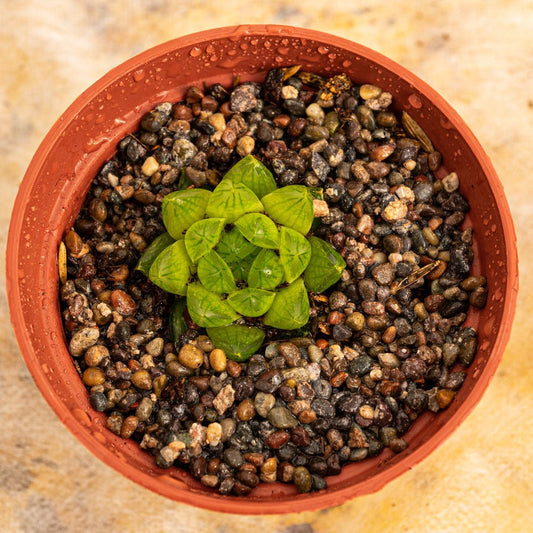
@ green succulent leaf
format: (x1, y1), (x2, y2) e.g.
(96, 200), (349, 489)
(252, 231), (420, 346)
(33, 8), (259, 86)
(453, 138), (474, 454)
(227, 288), (276, 317)
(162, 188), (211, 239)
(184, 218), (225, 263)
(228, 253), (260, 282)
(216, 227), (259, 264)
(263, 278), (310, 330)
(247, 249), (284, 290)
(136, 232), (175, 275)
(148, 240), (192, 295)
(279, 226), (312, 283)
(234, 213), (280, 249)
(197, 249), (236, 294)
(304, 236), (346, 293)
(206, 325), (265, 361)
(186, 283), (239, 328)
(169, 298), (187, 341)
(221, 155), (277, 199)
(206, 180), (263, 223)
(261, 185), (314, 235)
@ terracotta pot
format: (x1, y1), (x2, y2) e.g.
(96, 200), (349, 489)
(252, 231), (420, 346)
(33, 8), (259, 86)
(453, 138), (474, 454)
(6, 25), (518, 514)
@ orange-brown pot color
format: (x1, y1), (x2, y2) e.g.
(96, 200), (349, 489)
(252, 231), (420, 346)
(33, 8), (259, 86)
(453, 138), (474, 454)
(6, 25), (518, 514)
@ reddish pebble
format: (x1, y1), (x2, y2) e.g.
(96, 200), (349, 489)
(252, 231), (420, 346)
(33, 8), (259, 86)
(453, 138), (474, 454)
(226, 359), (242, 378)
(110, 289), (136, 316)
(265, 430), (290, 449)
(316, 339), (329, 350)
(328, 311), (345, 325)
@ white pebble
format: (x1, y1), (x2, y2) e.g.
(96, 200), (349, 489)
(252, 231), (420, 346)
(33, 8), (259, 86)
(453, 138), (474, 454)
(281, 85), (299, 100)
(442, 172), (459, 192)
(382, 200), (408, 222)
(141, 156), (159, 177)
(313, 199), (329, 217)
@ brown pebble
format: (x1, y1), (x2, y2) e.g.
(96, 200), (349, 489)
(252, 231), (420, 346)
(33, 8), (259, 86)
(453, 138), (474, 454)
(278, 342), (301, 367)
(133, 190), (155, 204)
(437, 389), (456, 409)
(179, 344), (204, 369)
(293, 466), (312, 493)
(82, 367), (105, 386)
(209, 349), (227, 372)
(84, 345), (109, 367)
(236, 470), (260, 488)
(425, 261), (447, 280)
(244, 453), (264, 467)
(196, 335), (215, 352)
(424, 294), (445, 312)
(428, 151), (442, 171)
(120, 416), (139, 438)
(236, 399), (255, 421)
(131, 369), (152, 390)
(370, 143), (395, 161)
(65, 229), (85, 256)
(108, 264), (129, 283)
(260, 457), (278, 483)
(469, 287), (488, 308)
(382, 326), (396, 344)
(89, 199), (107, 222)
(389, 438), (408, 453)
(298, 409), (317, 424)
(461, 276), (487, 291)
(226, 359), (242, 378)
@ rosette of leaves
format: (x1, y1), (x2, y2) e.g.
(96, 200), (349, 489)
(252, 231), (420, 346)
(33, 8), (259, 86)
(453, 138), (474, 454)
(137, 155), (345, 361)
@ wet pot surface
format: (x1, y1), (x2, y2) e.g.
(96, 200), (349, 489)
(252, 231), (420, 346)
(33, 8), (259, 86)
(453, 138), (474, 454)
(6, 25), (517, 514)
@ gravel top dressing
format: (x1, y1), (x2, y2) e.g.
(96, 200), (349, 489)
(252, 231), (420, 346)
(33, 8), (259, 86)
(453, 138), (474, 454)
(60, 66), (487, 496)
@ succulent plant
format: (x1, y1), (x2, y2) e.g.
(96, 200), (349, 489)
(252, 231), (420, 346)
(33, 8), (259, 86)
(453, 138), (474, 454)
(137, 155), (345, 360)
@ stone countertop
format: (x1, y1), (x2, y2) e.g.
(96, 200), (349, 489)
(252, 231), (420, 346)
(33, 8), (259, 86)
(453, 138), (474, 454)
(1, 1), (531, 532)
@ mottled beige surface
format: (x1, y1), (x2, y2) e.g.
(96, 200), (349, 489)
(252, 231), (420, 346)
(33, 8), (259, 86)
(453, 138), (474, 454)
(1, 1), (532, 532)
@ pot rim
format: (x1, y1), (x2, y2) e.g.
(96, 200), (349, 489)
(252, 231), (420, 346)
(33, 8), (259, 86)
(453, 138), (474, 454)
(6, 24), (518, 514)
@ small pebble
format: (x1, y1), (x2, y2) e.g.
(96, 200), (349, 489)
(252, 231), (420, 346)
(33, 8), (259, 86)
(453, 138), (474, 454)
(179, 344), (204, 369)
(209, 349), (227, 372)
(268, 406), (298, 429)
(293, 466), (312, 493)
(82, 367), (105, 386)
(131, 369), (152, 390)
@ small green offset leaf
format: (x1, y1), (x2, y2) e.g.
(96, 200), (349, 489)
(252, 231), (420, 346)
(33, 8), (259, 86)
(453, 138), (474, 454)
(216, 227), (258, 264)
(234, 213), (280, 249)
(177, 168), (192, 190)
(206, 180), (263, 223)
(221, 155), (277, 199)
(263, 278), (310, 330)
(148, 240), (192, 295)
(186, 283), (239, 328)
(227, 288), (275, 317)
(261, 185), (314, 235)
(162, 188), (211, 239)
(206, 325), (265, 361)
(184, 218), (225, 263)
(247, 249), (284, 290)
(279, 226), (312, 283)
(197, 249), (236, 293)
(169, 298), (187, 341)
(304, 236), (346, 293)
(136, 232), (175, 275)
